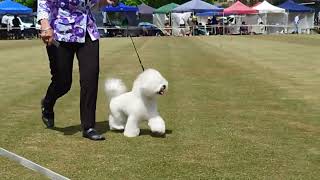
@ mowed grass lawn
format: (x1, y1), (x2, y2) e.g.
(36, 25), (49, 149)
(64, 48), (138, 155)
(0, 35), (319, 179)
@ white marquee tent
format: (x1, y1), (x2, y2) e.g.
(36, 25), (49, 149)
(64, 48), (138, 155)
(252, 1), (287, 34)
(253, 1), (286, 13)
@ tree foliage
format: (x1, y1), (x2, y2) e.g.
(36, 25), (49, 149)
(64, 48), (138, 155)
(15, 0), (37, 11)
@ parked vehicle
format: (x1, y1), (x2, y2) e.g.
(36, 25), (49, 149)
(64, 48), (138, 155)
(138, 22), (164, 36)
(1, 15), (39, 30)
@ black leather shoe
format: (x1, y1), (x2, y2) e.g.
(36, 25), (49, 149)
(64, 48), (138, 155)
(83, 128), (105, 141)
(41, 99), (54, 128)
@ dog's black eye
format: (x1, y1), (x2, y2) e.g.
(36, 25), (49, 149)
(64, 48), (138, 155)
(162, 85), (166, 89)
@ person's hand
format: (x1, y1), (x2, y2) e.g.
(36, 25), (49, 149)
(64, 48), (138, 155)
(99, 0), (118, 8)
(40, 19), (54, 46)
(106, 0), (117, 5)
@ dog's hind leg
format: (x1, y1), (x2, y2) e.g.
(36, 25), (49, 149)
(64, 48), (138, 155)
(124, 116), (140, 137)
(109, 110), (126, 131)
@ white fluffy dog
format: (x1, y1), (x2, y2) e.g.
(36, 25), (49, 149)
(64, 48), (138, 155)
(104, 69), (168, 137)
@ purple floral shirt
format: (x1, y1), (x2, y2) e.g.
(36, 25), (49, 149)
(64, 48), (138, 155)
(37, 0), (101, 43)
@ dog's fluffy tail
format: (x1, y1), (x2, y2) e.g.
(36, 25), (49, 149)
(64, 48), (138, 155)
(105, 78), (127, 100)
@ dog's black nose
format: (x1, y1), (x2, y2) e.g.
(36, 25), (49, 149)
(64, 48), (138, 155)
(162, 85), (166, 89)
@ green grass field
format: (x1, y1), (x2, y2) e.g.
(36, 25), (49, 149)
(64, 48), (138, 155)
(0, 35), (319, 179)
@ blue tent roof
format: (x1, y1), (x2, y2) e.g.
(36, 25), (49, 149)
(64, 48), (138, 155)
(278, 0), (314, 12)
(0, 0), (32, 15)
(172, 0), (223, 13)
(197, 11), (222, 16)
(102, 3), (138, 12)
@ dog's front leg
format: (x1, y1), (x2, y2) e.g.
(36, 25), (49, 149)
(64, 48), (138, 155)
(124, 116), (140, 137)
(148, 116), (166, 135)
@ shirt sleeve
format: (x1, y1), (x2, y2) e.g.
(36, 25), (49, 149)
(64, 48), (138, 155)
(37, 0), (54, 23)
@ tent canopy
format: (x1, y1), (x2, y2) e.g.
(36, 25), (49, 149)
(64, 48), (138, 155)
(138, 3), (155, 14)
(253, 1), (286, 13)
(224, 1), (257, 15)
(0, 0), (32, 15)
(196, 11), (223, 16)
(154, 3), (179, 14)
(172, 0), (223, 13)
(102, 3), (138, 12)
(278, 0), (314, 12)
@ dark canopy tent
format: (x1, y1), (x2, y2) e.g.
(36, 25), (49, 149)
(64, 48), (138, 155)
(102, 3), (138, 12)
(279, 0), (315, 34)
(137, 3), (155, 23)
(0, 0), (32, 15)
(278, 0), (314, 12)
(102, 3), (138, 26)
(172, 0), (223, 13)
(138, 3), (154, 14)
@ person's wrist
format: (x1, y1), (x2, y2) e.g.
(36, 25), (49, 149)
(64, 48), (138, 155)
(41, 26), (52, 31)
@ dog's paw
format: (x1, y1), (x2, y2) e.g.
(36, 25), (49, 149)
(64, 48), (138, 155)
(151, 128), (165, 135)
(124, 128), (140, 137)
(148, 116), (166, 135)
(149, 122), (165, 135)
(151, 131), (166, 138)
(110, 125), (125, 131)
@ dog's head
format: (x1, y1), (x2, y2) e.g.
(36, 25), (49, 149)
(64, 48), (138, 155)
(133, 69), (168, 98)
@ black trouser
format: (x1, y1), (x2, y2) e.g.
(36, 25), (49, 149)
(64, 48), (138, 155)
(43, 34), (99, 130)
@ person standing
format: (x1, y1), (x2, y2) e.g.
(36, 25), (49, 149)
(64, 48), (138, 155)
(1, 14), (10, 31)
(12, 15), (21, 39)
(37, 0), (117, 141)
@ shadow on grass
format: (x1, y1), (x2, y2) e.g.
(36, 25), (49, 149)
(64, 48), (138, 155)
(51, 120), (173, 138)
(110, 128), (173, 138)
(140, 129), (173, 138)
(50, 121), (109, 135)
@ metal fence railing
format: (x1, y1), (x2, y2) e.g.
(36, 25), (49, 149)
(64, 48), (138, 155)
(0, 24), (318, 40)
(0, 27), (39, 40)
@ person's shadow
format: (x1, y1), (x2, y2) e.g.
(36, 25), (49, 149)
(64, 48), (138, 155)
(50, 121), (109, 135)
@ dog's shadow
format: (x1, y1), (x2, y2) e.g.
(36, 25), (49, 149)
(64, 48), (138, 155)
(111, 129), (173, 138)
(139, 129), (173, 138)
(50, 121), (172, 138)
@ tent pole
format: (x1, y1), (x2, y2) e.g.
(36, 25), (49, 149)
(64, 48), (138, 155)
(286, 10), (289, 34)
(223, 12), (225, 35)
(265, 12), (267, 34)
(193, 11), (195, 36)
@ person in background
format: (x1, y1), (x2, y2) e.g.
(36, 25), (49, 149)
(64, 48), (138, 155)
(164, 22), (171, 36)
(37, 0), (117, 141)
(206, 17), (212, 35)
(240, 21), (248, 35)
(12, 15), (21, 39)
(179, 18), (186, 36)
(211, 16), (218, 35)
(1, 14), (10, 31)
